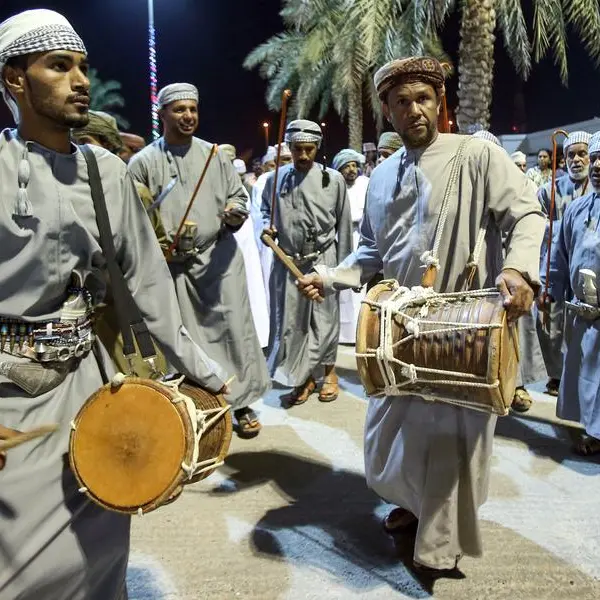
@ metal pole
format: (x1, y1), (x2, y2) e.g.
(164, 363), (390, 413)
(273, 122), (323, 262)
(148, 0), (159, 140)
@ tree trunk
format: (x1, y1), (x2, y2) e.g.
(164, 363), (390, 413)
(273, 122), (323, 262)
(348, 83), (363, 151)
(456, 0), (496, 132)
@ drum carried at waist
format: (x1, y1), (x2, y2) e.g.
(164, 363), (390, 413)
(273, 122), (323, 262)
(69, 375), (232, 515)
(355, 280), (519, 416)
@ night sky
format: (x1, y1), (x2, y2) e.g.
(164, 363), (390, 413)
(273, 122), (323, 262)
(0, 0), (598, 159)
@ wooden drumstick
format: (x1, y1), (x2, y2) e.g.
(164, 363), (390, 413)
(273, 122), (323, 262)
(260, 232), (304, 280)
(0, 424), (59, 452)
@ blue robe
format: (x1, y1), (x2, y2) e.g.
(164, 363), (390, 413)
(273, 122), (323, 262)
(537, 175), (589, 379)
(548, 191), (600, 438)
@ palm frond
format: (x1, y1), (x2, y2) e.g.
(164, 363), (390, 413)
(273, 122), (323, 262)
(563, 0), (600, 65)
(532, 0), (568, 82)
(496, 0), (532, 79)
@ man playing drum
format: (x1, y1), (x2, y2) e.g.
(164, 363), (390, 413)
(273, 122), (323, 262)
(298, 56), (545, 572)
(0, 9), (228, 599)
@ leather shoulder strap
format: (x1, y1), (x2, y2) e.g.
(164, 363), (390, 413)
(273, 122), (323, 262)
(80, 145), (157, 362)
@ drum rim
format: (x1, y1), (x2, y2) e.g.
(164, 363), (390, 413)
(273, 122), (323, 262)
(69, 377), (196, 515)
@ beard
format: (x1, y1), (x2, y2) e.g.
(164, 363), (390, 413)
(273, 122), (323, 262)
(401, 121), (436, 149)
(568, 163), (590, 182)
(26, 74), (90, 129)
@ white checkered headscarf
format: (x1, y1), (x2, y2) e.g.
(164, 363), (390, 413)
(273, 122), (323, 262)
(285, 120), (322, 146)
(588, 132), (600, 156)
(563, 130), (591, 153)
(157, 83), (199, 109)
(0, 9), (87, 123)
(472, 130), (501, 147)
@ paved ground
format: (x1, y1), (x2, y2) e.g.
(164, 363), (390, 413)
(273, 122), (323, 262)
(128, 346), (600, 599)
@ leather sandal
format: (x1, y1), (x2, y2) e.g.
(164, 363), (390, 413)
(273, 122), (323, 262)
(318, 374), (339, 402)
(289, 377), (316, 406)
(382, 507), (417, 534)
(511, 387), (533, 413)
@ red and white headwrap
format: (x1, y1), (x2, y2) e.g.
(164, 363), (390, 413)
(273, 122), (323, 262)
(0, 9), (87, 123)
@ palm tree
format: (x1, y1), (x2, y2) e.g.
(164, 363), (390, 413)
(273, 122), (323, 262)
(248, 0), (600, 137)
(416, 0), (600, 130)
(244, 0), (447, 150)
(88, 68), (130, 130)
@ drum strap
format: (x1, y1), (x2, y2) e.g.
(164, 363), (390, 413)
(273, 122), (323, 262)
(81, 146), (157, 364)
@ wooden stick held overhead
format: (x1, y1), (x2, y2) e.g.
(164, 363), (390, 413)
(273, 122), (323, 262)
(166, 143), (218, 259)
(269, 89), (292, 231)
(543, 129), (568, 330)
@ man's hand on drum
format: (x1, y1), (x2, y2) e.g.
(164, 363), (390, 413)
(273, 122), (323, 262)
(496, 268), (534, 321)
(296, 273), (325, 303)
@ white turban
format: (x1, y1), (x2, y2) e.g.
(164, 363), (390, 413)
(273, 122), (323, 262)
(0, 9), (87, 123)
(332, 149), (364, 171)
(233, 158), (246, 175)
(157, 83), (199, 109)
(588, 132), (600, 155)
(472, 130), (501, 146)
(285, 119), (322, 146)
(511, 151), (527, 163)
(262, 146), (277, 164)
(563, 130), (591, 153)
(276, 142), (292, 158)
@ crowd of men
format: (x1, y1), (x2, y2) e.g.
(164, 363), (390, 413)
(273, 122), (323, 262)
(0, 7), (598, 599)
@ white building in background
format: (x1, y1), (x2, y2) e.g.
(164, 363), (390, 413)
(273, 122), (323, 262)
(498, 117), (600, 166)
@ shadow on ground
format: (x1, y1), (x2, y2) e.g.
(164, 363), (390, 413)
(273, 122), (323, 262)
(210, 450), (476, 597)
(496, 413), (600, 474)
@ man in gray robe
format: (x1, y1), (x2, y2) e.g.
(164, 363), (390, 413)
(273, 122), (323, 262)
(298, 57), (545, 571)
(129, 83), (270, 437)
(545, 135), (600, 457)
(537, 131), (591, 396)
(0, 9), (228, 599)
(469, 131), (547, 412)
(261, 120), (352, 404)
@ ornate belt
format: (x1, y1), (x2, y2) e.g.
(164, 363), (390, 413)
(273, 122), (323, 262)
(0, 317), (95, 363)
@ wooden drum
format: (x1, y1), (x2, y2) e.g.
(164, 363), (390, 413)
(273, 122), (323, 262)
(69, 376), (232, 515)
(356, 280), (519, 416)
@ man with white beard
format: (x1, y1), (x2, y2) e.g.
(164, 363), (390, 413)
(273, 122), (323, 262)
(544, 133), (600, 457)
(537, 131), (591, 397)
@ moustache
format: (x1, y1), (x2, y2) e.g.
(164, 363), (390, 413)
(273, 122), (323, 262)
(68, 93), (90, 105)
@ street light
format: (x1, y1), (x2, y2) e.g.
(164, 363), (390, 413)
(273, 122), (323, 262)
(148, 0), (159, 140)
(262, 122), (270, 149)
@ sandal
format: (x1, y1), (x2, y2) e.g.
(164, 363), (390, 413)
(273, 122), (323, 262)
(545, 378), (560, 397)
(382, 507), (418, 534)
(234, 407), (262, 438)
(574, 434), (600, 457)
(289, 377), (316, 406)
(318, 374), (339, 402)
(511, 387), (533, 413)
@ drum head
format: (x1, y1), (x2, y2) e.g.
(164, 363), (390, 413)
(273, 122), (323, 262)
(70, 379), (191, 514)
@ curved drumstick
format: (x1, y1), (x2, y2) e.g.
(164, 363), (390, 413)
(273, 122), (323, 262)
(166, 143), (218, 259)
(0, 424), (59, 469)
(542, 129), (568, 330)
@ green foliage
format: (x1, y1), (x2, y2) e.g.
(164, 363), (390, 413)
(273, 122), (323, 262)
(88, 68), (130, 130)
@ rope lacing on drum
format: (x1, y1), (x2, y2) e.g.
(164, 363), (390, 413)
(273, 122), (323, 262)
(355, 284), (502, 400)
(166, 376), (231, 481)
